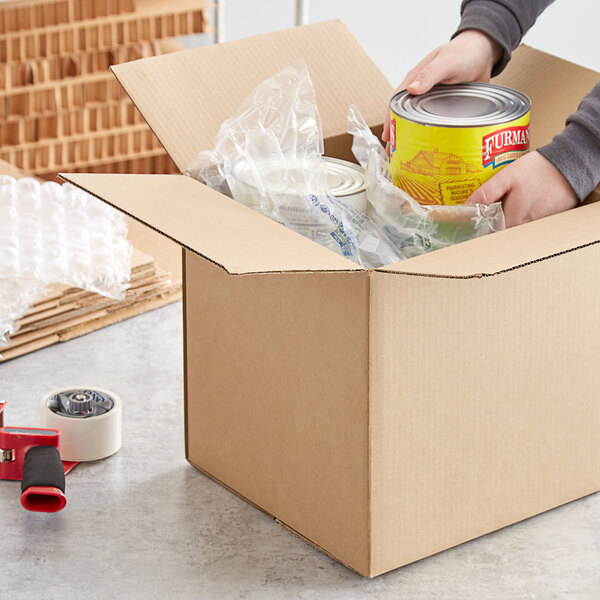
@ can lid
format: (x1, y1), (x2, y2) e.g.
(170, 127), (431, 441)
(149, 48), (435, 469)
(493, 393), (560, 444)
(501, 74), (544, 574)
(390, 82), (531, 127)
(231, 156), (365, 198)
(324, 157), (366, 197)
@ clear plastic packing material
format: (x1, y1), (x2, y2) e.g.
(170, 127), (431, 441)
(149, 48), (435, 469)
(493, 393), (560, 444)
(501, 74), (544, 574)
(347, 106), (506, 258)
(188, 62), (505, 268)
(0, 176), (131, 345)
(188, 61), (406, 268)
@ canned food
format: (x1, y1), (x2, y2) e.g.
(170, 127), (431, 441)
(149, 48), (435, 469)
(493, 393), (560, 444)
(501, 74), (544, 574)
(230, 156), (367, 257)
(232, 156), (367, 213)
(389, 82), (531, 206)
(324, 157), (368, 213)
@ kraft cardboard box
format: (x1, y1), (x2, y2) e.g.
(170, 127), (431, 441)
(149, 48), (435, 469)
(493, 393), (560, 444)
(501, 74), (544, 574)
(61, 21), (600, 577)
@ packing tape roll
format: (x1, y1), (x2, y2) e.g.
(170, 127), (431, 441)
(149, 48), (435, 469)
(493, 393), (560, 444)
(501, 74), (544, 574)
(40, 388), (122, 462)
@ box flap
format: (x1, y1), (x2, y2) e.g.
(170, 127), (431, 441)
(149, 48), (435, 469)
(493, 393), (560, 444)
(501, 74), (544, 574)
(379, 202), (600, 278)
(61, 173), (362, 274)
(496, 45), (600, 149)
(111, 20), (393, 173)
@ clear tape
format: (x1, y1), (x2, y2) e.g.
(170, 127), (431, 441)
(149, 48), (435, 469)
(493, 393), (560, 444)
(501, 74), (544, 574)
(0, 177), (131, 346)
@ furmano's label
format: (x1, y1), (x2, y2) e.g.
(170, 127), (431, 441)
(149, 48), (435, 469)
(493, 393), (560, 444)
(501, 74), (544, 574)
(482, 125), (529, 168)
(390, 111), (530, 205)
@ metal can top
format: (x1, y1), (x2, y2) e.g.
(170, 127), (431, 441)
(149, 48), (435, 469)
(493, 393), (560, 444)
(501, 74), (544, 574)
(390, 82), (531, 128)
(324, 157), (366, 197)
(232, 156), (365, 198)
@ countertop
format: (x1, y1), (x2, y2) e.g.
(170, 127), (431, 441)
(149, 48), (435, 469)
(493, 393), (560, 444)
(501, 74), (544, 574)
(1, 303), (598, 599)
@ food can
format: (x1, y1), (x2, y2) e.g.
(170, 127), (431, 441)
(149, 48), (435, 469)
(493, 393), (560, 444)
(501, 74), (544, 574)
(324, 157), (368, 212)
(389, 82), (531, 206)
(230, 156), (367, 258)
(232, 156), (367, 213)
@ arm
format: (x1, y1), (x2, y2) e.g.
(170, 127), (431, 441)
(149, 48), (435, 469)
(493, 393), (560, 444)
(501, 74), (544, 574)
(382, 1), (555, 143)
(454, 0), (556, 76)
(467, 83), (600, 225)
(458, 1), (600, 215)
(537, 83), (600, 201)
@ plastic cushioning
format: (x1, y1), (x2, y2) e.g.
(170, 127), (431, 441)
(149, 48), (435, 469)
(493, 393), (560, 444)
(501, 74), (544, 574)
(188, 61), (505, 269)
(0, 176), (131, 345)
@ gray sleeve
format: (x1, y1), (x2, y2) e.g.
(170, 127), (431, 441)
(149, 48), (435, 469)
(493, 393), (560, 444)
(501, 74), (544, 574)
(453, 1), (600, 199)
(537, 83), (600, 201)
(453, 0), (556, 76)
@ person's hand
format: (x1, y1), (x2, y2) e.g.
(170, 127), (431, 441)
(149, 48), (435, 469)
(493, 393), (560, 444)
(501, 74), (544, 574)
(382, 30), (503, 152)
(465, 151), (579, 227)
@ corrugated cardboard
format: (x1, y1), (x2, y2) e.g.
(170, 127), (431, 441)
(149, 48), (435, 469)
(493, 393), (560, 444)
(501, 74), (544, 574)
(109, 19), (392, 171)
(61, 21), (600, 577)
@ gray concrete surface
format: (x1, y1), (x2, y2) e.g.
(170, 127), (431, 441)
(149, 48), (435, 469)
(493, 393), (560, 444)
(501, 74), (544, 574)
(1, 303), (598, 599)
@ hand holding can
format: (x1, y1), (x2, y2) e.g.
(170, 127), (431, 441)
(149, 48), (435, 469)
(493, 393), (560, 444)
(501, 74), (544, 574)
(382, 30), (504, 152)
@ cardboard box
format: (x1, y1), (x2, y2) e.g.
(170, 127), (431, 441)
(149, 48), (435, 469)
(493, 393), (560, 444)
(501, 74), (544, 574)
(61, 21), (600, 577)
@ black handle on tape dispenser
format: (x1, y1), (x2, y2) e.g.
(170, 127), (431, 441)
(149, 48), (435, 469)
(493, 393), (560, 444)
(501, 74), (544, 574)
(20, 446), (66, 513)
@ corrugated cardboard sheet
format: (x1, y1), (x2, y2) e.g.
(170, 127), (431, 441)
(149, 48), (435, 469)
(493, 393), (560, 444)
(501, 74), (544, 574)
(0, 159), (181, 360)
(369, 247), (600, 574)
(61, 173), (361, 274)
(111, 20), (393, 173)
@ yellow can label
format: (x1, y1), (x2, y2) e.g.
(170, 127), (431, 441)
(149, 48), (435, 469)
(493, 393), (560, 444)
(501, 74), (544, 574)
(389, 111), (530, 205)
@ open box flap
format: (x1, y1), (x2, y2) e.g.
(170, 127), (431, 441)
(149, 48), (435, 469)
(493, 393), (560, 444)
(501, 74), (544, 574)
(496, 45), (600, 149)
(111, 19), (393, 173)
(378, 201), (600, 278)
(61, 173), (362, 274)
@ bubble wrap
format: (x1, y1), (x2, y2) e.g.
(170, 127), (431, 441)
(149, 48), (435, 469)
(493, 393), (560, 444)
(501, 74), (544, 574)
(0, 176), (131, 345)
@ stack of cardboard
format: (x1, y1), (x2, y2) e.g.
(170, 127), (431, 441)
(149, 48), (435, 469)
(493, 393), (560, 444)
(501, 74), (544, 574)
(0, 0), (212, 180)
(0, 158), (182, 361)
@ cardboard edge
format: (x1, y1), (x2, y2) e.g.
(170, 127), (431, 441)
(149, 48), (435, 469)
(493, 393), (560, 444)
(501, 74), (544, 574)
(377, 239), (600, 280)
(60, 173), (364, 276)
(366, 270), (373, 575)
(109, 63), (180, 170)
(182, 248), (189, 462)
(185, 455), (369, 576)
(275, 520), (370, 578)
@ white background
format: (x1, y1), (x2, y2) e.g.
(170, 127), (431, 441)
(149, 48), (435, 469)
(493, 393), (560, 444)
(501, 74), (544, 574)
(199, 0), (600, 85)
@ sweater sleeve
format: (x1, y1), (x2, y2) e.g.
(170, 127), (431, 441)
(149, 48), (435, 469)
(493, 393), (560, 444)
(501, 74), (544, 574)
(537, 83), (600, 201)
(453, 0), (556, 76)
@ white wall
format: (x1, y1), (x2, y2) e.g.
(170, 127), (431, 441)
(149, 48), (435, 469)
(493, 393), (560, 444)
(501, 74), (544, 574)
(184, 0), (600, 86)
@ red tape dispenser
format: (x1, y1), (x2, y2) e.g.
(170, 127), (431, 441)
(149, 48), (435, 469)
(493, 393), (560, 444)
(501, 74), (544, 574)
(0, 402), (77, 512)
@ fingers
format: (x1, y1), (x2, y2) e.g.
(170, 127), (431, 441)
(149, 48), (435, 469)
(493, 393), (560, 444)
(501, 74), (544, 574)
(382, 110), (391, 142)
(384, 48), (442, 144)
(399, 47), (441, 93)
(465, 170), (512, 206)
(406, 54), (458, 95)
